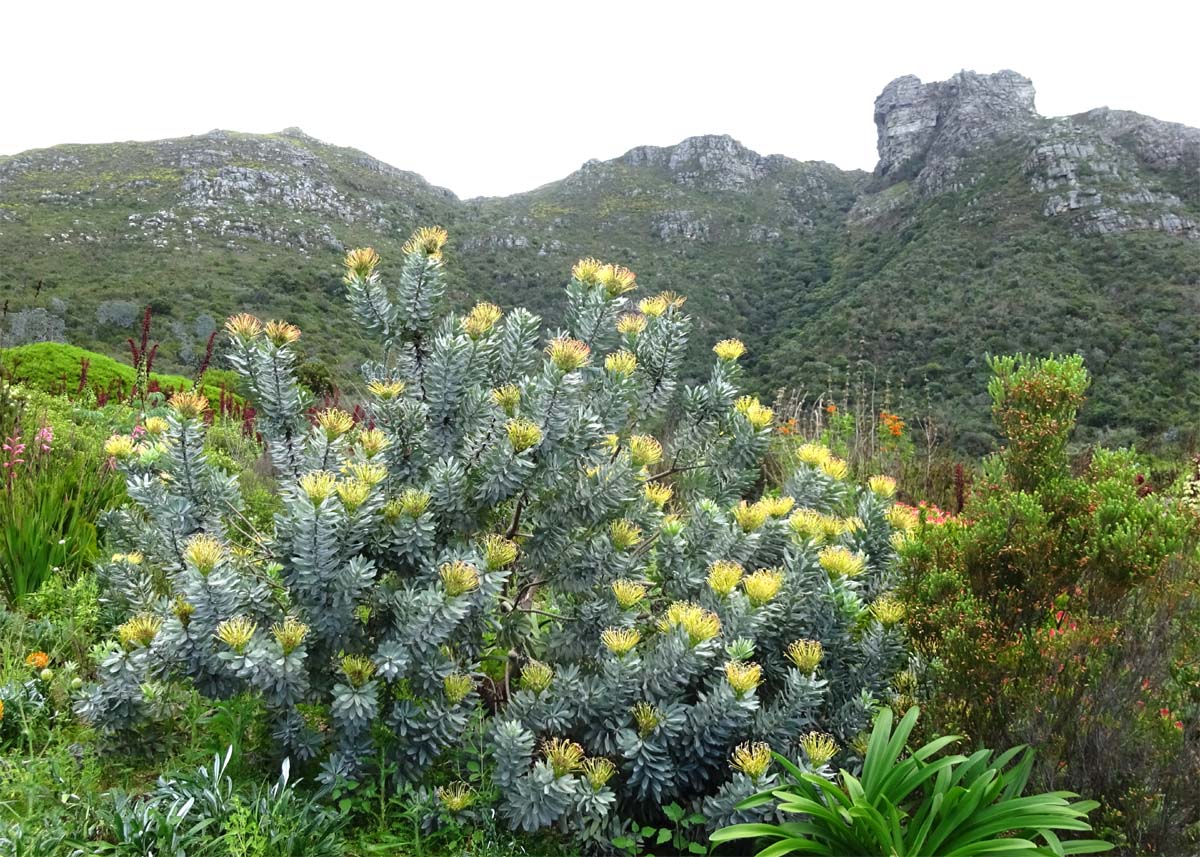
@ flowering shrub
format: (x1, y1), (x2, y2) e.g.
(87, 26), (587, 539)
(81, 229), (908, 843)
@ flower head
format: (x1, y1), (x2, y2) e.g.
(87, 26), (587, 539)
(225, 312), (263, 339)
(800, 732), (838, 768)
(343, 247), (381, 280)
(868, 475), (897, 498)
(818, 545), (867, 578)
(436, 781), (475, 813)
(707, 560), (745, 597)
(796, 443), (833, 468)
(271, 616), (309, 655)
(604, 350), (638, 376)
(519, 660), (554, 693)
(340, 654), (376, 687)
(638, 295), (668, 317)
(786, 639), (824, 672)
(545, 337), (591, 371)
(611, 579), (647, 610)
(744, 568), (784, 606)
(734, 395), (774, 430)
(367, 378), (406, 400)
(264, 320), (301, 347)
(731, 742), (772, 780)
(184, 533), (225, 574)
(632, 701), (662, 736)
(732, 500), (769, 533)
(143, 417), (169, 436)
(609, 519), (642, 550)
(820, 457), (849, 481)
(461, 301), (503, 338)
(215, 616), (257, 653)
(724, 660), (763, 697)
(572, 257), (604, 285)
(117, 614), (162, 650)
(491, 384), (521, 416)
(713, 339), (746, 361)
(336, 479), (372, 511)
(644, 482), (673, 508)
(762, 495), (795, 517)
(444, 672), (475, 705)
(662, 601), (722, 645)
(299, 471), (338, 504)
(170, 389), (210, 419)
(396, 487), (431, 518)
(543, 737), (586, 778)
(505, 418), (543, 453)
(357, 428), (390, 457)
(315, 408), (355, 439)
(480, 534), (518, 570)
(439, 560), (480, 597)
(616, 313), (647, 335)
(25, 651), (50, 670)
(628, 434), (663, 469)
(788, 508), (844, 542)
(886, 504), (919, 532)
(349, 462), (387, 486)
(601, 627), (641, 656)
(402, 226), (448, 259)
(869, 594), (906, 626)
(582, 757), (617, 789)
(597, 264), (637, 298)
(103, 434), (136, 459)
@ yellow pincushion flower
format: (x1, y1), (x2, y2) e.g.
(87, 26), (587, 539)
(545, 337), (591, 371)
(402, 225), (448, 259)
(117, 614), (162, 650)
(264, 320), (302, 347)
(842, 516), (864, 534)
(628, 434), (663, 469)
(543, 737), (586, 778)
(707, 560), (745, 597)
(25, 651), (50, 670)
(604, 350), (638, 376)
(658, 291), (687, 309)
(225, 312), (263, 338)
(800, 732), (838, 767)
(869, 594), (906, 626)
(821, 457), (850, 481)
(357, 428), (390, 457)
(611, 579), (647, 610)
(788, 509), (845, 542)
(886, 505), (919, 531)
(443, 672), (475, 704)
(343, 246), (381, 279)
(732, 500), (769, 533)
(644, 482), (673, 508)
(818, 545), (867, 578)
(481, 534), (518, 569)
(762, 495), (795, 517)
(661, 602), (722, 645)
(172, 598), (195, 627)
(367, 378), (406, 400)
(795, 443), (832, 467)
(299, 471), (337, 504)
(439, 560), (481, 597)
(572, 257), (604, 285)
(632, 700), (662, 736)
(582, 757), (617, 789)
(890, 530), (913, 552)
(519, 660), (554, 693)
(143, 417), (169, 436)
(461, 301), (503, 338)
(436, 781), (475, 812)
(336, 479), (372, 511)
(126, 551), (144, 564)
(743, 568), (784, 606)
(315, 408), (355, 439)
(340, 654), (376, 687)
(868, 475), (897, 498)
(271, 616), (309, 655)
(349, 462), (387, 486)
(506, 418), (543, 453)
(609, 519), (642, 550)
(396, 487), (431, 517)
(215, 616), (257, 653)
(103, 434), (136, 459)
(724, 661), (763, 697)
(734, 395), (774, 429)
(616, 313), (648, 335)
(786, 639), (824, 672)
(184, 533), (225, 573)
(638, 295), (668, 317)
(731, 742), (772, 780)
(601, 627), (641, 656)
(597, 263), (637, 297)
(491, 384), (521, 416)
(713, 339), (746, 361)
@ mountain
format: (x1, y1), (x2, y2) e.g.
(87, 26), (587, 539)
(2, 71), (1198, 450)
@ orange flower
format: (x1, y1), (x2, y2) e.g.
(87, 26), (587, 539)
(825, 403), (838, 414)
(25, 651), (49, 670)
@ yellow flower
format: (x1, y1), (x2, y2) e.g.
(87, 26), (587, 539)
(519, 660), (554, 693)
(336, 479), (372, 511)
(821, 457), (849, 480)
(357, 428), (390, 457)
(818, 545), (867, 578)
(127, 551), (144, 564)
(786, 639), (824, 673)
(724, 661), (763, 697)
(644, 482), (673, 508)
(632, 700), (662, 736)
(143, 417), (169, 436)
(25, 651), (50, 670)
(886, 505), (919, 532)
(367, 378), (406, 400)
(616, 313), (648, 335)
(0, 699), (4, 721)
(396, 487), (431, 518)
(743, 568), (784, 606)
(116, 614), (162, 650)
(582, 757), (617, 789)
(638, 295), (668, 317)
(340, 654), (376, 687)
(506, 418), (543, 453)
(788, 508), (844, 542)
(731, 742), (772, 780)
(402, 226), (449, 259)
(271, 616), (309, 655)
(713, 339), (746, 361)
(172, 598), (194, 627)
(732, 500), (769, 533)
(481, 534), (518, 570)
(572, 257), (604, 285)
(315, 408), (355, 439)
(349, 462), (387, 486)
(707, 560), (745, 597)
(869, 594), (906, 626)
(611, 579), (647, 610)
(461, 301), (503, 338)
(762, 495), (795, 517)
(545, 337), (591, 371)
(628, 434), (663, 469)
(299, 471), (338, 504)
(662, 601), (722, 645)
(604, 350), (638, 376)
(215, 616), (257, 653)
(842, 516), (864, 534)
(543, 737), (586, 778)
(597, 263), (637, 297)
(343, 247), (381, 280)
(609, 519), (642, 550)
(264, 320), (302, 347)
(184, 533), (225, 574)
(436, 781), (475, 812)
(103, 434), (136, 458)
(800, 732), (838, 767)
(439, 560), (480, 597)
(796, 443), (833, 467)
(601, 627), (641, 656)
(868, 475), (897, 498)
(658, 291), (687, 309)
(890, 531), (913, 552)
(443, 672), (475, 704)
(225, 312), (263, 338)
(491, 384), (521, 416)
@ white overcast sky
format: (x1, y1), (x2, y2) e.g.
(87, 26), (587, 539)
(3, 0), (1199, 198)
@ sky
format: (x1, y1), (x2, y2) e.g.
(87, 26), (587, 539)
(4, 0), (1199, 198)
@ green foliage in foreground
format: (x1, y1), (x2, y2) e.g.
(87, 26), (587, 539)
(713, 706), (1110, 857)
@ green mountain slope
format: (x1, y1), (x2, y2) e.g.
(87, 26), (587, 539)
(2, 71), (1198, 447)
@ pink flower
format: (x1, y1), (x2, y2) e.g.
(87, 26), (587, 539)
(131, 425), (147, 439)
(35, 424), (53, 452)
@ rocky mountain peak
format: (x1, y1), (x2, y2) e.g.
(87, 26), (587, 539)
(873, 69), (1038, 183)
(620, 134), (768, 190)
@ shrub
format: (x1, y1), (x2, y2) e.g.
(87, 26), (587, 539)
(81, 231), (908, 844)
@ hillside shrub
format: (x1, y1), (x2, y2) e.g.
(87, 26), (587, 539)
(80, 229), (909, 844)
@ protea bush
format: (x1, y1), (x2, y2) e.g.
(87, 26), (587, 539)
(80, 228), (909, 843)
